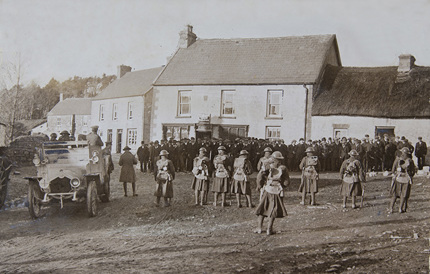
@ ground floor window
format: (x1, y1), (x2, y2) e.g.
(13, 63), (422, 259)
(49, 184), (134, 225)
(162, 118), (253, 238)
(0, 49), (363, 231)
(127, 128), (137, 146)
(266, 126), (281, 141)
(333, 124), (350, 139)
(163, 125), (190, 141)
(219, 125), (248, 141)
(375, 126), (395, 139)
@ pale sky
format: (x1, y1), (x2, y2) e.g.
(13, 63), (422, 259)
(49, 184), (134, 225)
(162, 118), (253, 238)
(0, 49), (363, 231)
(1, 0), (430, 88)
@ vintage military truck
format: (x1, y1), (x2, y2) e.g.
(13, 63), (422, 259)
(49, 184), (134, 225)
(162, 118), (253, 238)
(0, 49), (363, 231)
(0, 122), (12, 210)
(26, 141), (110, 218)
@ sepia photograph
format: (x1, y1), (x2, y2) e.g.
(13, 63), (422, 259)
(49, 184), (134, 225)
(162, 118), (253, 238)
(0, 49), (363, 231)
(0, 0), (429, 272)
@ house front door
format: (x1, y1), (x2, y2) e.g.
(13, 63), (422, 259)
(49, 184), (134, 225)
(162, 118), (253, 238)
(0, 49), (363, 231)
(116, 129), (123, 153)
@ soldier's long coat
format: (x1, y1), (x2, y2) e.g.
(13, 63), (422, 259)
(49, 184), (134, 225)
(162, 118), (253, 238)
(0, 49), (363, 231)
(119, 151), (137, 183)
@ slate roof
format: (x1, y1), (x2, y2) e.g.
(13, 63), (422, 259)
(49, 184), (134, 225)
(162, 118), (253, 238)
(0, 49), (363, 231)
(154, 35), (340, 86)
(313, 65), (430, 118)
(95, 67), (164, 100)
(48, 98), (92, 116)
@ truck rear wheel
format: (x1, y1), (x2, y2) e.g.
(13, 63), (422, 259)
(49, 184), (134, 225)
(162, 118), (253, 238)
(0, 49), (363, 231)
(28, 182), (43, 219)
(87, 180), (98, 217)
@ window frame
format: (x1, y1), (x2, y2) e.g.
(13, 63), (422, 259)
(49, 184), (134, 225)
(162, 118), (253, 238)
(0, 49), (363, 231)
(266, 126), (281, 141)
(220, 90), (236, 117)
(177, 90), (191, 117)
(112, 103), (118, 121)
(127, 128), (138, 146)
(127, 102), (133, 120)
(99, 105), (105, 121)
(266, 90), (284, 118)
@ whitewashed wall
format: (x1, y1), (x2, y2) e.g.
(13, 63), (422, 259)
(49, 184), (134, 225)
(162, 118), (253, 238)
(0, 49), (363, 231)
(312, 115), (430, 142)
(47, 114), (91, 138)
(152, 85), (308, 142)
(91, 96), (144, 153)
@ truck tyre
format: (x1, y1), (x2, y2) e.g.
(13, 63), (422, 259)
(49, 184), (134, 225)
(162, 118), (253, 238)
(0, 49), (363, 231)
(87, 180), (98, 217)
(28, 182), (43, 219)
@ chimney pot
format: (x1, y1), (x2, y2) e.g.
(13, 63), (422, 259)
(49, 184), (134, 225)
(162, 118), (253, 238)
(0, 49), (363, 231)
(117, 65), (132, 78)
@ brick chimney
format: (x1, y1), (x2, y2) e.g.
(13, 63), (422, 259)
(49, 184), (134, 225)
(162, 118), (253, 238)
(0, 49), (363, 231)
(398, 54), (415, 73)
(178, 25), (197, 48)
(59, 93), (63, 102)
(117, 65), (132, 78)
(396, 54), (415, 83)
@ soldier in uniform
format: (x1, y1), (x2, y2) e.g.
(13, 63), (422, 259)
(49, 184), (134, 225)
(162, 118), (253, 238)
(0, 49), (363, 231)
(231, 150), (253, 208)
(299, 147), (321, 206)
(119, 146), (138, 197)
(154, 150), (175, 207)
(102, 141), (114, 178)
(390, 147), (415, 213)
(87, 125), (104, 173)
(415, 137), (427, 170)
(191, 147), (211, 205)
(256, 147), (273, 201)
(255, 151), (290, 235)
(211, 146), (231, 207)
(50, 133), (57, 141)
(58, 130), (71, 141)
(340, 149), (366, 209)
(87, 126), (104, 148)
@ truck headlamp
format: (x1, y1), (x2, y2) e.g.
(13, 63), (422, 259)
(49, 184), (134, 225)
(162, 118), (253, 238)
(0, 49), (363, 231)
(70, 178), (80, 188)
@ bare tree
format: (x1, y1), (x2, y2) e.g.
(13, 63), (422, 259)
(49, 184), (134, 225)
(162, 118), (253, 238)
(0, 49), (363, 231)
(0, 51), (26, 142)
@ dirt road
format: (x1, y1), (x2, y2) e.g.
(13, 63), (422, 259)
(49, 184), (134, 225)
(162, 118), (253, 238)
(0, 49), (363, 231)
(0, 157), (429, 273)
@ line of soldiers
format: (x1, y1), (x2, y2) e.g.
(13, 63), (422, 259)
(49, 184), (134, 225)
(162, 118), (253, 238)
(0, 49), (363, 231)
(135, 134), (427, 174)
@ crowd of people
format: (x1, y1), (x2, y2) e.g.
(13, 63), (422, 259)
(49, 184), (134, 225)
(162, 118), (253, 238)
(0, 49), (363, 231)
(134, 134), (427, 174)
(55, 127), (428, 235)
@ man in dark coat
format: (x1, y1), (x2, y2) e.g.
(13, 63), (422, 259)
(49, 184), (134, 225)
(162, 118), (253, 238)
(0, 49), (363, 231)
(415, 137), (427, 170)
(136, 141), (150, 172)
(119, 146), (138, 197)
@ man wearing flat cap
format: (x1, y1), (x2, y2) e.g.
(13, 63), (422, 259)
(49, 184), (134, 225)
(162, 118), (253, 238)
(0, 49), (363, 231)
(87, 125), (104, 148)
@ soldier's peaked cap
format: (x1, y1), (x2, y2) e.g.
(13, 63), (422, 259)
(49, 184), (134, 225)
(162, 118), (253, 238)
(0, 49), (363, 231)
(217, 146), (226, 151)
(123, 146), (131, 151)
(91, 125), (99, 129)
(199, 147), (207, 152)
(60, 130), (69, 135)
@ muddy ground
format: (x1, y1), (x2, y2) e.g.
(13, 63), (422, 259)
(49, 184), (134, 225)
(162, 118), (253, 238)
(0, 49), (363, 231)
(0, 154), (429, 273)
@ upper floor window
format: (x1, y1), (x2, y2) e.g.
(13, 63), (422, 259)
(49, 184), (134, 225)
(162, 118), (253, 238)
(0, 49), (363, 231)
(112, 103), (118, 121)
(221, 90), (235, 117)
(99, 105), (105, 121)
(56, 117), (61, 127)
(127, 102), (133, 120)
(178, 90), (191, 116)
(267, 90), (283, 117)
